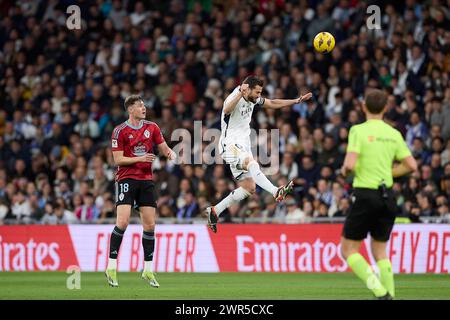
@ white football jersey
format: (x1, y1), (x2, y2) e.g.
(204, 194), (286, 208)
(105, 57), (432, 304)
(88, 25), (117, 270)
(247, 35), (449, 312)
(219, 86), (265, 152)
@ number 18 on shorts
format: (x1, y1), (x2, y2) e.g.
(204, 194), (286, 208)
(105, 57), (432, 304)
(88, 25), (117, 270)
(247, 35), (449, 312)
(115, 178), (157, 208)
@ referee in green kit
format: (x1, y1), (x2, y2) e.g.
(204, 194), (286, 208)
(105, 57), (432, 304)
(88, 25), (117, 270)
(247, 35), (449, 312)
(340, 89), (418, 300)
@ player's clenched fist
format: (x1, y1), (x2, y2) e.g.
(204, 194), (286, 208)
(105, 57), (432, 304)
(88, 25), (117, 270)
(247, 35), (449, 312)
(239, 83), (249, 95)
(140, 153), (156, 162)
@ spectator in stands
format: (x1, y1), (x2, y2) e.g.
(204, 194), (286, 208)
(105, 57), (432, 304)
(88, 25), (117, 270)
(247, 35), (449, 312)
(54, 197), (77, 223)
(243, 200), (261, 218)
(0, 199), (8, 224)
(97, 197), (115, 224)
(280, 151), (298, 181)
(75, 193), (99, 222)
(169, 69), (197, 106)
(11, 190), (32, 222)
(261, 195), (277, 222)
(74, 109), (100, 139)
(176, 191), (199, 220)
(297, 155), (321, 190)
(315, 201), (330, 218)
(159, 204), (175, 218)
(41, 202), (57, 225)
(416, 192), (436, 217)
(406, 112), (429, 149)
(314, 179), (333, 206)
(441, 174), (450, 200)
(334, 198), (351, 217)
(329, 182), (345, 217)
(285, 197), (307, 224)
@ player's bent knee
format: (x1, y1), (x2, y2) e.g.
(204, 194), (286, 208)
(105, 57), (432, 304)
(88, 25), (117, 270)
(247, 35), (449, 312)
(247, 159), (257, 167)
(249, 182), (257, 194)
(143, 222), (156, 231)
(244, 185), (256, 194)
(240, 180), (256, 195)
(116, 220), (129, 230)
(242, 158), (256, 170)
(116, 213), (129, 224)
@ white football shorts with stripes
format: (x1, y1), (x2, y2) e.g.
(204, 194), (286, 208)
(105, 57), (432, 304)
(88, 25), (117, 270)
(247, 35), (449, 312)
(219, 139), (253, 181)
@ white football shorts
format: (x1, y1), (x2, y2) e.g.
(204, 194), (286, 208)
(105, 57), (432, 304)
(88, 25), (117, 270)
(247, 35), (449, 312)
(219, 140), (253, 180)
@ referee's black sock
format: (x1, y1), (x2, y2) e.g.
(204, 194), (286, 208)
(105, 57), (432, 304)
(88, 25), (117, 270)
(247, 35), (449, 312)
(142, 230), (155, 262)
(109, 226), (125, 260)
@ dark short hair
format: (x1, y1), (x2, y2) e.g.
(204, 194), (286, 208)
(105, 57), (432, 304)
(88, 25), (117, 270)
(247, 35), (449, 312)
(431, 96), (442, 103)
(365, 89), (387, 114)
(432, 137), (444, 144)
(124, 94), (142, 110)
(242, 76), (264, 89)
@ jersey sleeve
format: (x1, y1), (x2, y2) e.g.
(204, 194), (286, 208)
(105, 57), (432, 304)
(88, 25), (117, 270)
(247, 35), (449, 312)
(347, 126), (361, 154)
(224, 86), (241, 106)
(395, 132), (412, 161)
(152, 123), (165, 145)
(111, 127), (124, 151)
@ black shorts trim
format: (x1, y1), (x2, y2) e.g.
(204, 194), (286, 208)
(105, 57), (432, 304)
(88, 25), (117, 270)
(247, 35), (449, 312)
(115, 178), (157, 208)
(342, 188), (397, 242)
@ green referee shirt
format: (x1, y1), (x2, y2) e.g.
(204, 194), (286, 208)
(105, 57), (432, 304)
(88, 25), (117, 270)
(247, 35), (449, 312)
(347, 119), (412, 189)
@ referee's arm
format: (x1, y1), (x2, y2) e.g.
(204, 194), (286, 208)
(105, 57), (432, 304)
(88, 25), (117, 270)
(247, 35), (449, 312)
(392, 156), (418, 177)
(392, 133), (418, 177)
(341, 152), (358, 178)
(341, 126), (360, 177)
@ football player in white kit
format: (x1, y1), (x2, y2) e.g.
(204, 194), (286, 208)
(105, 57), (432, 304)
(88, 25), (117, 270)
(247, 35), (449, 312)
(206, 76), (312, 232)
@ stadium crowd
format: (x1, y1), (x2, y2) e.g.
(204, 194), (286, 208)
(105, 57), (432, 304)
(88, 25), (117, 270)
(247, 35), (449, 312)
(0, 0), (449, 225)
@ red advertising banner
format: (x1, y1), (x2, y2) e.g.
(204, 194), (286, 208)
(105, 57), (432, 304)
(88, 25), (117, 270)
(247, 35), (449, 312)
(209, 224), (363, 272)
(0, 225), (78, 271)
(0, 224), (449, 273)
(209, 224), (450, 273)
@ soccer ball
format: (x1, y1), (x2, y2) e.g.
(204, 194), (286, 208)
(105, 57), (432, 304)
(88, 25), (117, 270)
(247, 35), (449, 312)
(313, 32), (335, 53)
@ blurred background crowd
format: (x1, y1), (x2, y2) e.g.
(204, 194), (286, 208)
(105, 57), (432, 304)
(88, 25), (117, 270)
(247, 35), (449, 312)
(0, 0), (449, 225)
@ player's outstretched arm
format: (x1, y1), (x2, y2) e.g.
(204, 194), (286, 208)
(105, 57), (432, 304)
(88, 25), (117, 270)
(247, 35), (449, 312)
(223, 84), (248, 114)
(112, 151), (155, 166)
(157, 142), (176, 160)
(263, 92), (313, 109)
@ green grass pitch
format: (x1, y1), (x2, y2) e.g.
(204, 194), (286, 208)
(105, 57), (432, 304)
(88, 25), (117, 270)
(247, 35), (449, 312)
(1, 272), (449, 300)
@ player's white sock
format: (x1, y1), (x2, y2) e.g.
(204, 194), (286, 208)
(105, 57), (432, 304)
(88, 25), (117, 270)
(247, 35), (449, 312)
(247, 161), (278, 196)
(144, 261), (153, 272)
(214, 187), (251, 216)
(107, 258), (117, 270)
